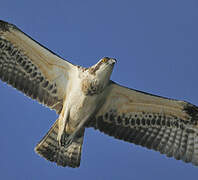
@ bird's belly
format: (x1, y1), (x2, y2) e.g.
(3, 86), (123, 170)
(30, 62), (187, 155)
(68, 92), (98, 128)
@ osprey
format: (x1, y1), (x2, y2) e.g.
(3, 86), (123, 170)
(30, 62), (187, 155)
(0, 20), (198, 168)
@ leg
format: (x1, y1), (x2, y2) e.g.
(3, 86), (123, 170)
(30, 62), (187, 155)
(57, 106), (70, 146)
(63, 114), (90, 148)
(35, 118), (85, 167)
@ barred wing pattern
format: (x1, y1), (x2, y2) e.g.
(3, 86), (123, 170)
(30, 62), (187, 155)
(87, 81), (198, 166)
(35, 119), (85, 168)
(0, 20), (75, 113)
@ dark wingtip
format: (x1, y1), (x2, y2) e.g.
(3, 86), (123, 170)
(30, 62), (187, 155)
(0, 20), (16, 32)
(0, 20), (10, 31)
(183, 102), (198, 126)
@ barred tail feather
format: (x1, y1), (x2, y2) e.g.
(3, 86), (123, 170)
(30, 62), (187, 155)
(35, 119), (84, 168)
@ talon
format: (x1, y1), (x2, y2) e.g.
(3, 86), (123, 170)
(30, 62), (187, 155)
(57, 133), (62, 146)
(57, 132), (74, 147)
(60, 135), (65, 146)
(63, 135), (74, 148)
(57, 132), (68, 146)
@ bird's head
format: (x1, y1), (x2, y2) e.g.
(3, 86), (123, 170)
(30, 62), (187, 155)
(89, 57), (116, 84)
(99, 57), (117, 66)
(89, 57), (116, 75)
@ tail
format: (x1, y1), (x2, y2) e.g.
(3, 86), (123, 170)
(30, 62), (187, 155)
(35, 119), (85, 168)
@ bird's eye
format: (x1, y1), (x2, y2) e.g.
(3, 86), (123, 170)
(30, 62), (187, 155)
(101, 57), (109, 63)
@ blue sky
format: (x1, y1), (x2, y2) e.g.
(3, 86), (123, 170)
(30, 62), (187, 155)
(0, 0), (198, 179)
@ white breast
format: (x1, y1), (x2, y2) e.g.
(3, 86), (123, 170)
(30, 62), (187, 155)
(66, 70), (102, 127)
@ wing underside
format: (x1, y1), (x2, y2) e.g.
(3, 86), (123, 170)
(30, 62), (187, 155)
(0, 20), (76, 113)
(87, 81), (198, 166)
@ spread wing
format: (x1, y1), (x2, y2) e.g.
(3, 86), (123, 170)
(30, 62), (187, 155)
(0, 20), (76, 113)
(87, 81), (198, 166)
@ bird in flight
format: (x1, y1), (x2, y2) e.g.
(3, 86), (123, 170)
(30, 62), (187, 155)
(0, 20), (198, 168)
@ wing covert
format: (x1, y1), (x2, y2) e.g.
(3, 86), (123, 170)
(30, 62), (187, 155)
(87, 81), (198, 166)
(0, 20), (76, 113)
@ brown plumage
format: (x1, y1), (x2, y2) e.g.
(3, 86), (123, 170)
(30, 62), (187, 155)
(1, 20), (198, 167)
(35, 119), (84, 167)
(86, 82), (198, 165)
(0, 20), (82, 167)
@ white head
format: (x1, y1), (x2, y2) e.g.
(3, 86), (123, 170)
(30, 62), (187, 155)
(89, 57), (116, 85)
